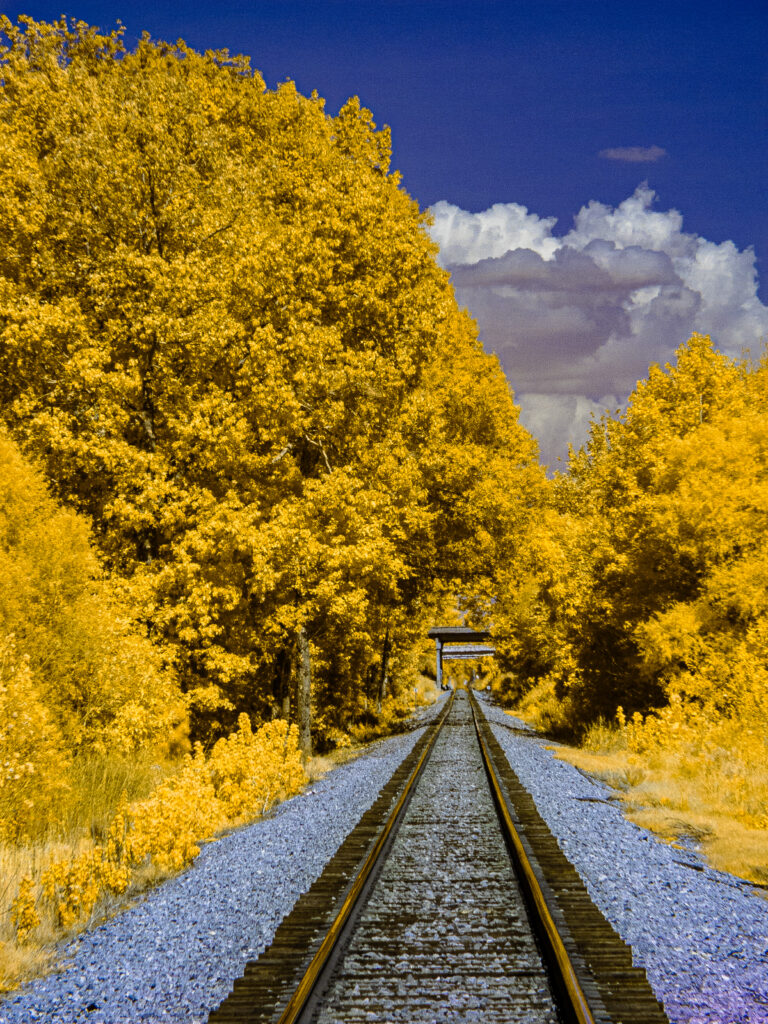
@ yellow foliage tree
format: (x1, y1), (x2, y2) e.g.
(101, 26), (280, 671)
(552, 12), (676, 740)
(0, 427), (182, 838)
(495, 333), (768, 742)
(0, 16), (541, 746)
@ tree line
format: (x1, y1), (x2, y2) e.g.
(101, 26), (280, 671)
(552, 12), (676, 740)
(2, 15), (765, 779)
(494, 333), (768, 746)
(0, 16), (541, 764)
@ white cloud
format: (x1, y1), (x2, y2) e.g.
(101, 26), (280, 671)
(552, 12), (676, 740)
(518, 392), (622, 466)
(429, 186), (768, 469)
(599, 145), (667, 162)
(429, 199), (560, 263)
(563, 186), (768, 353)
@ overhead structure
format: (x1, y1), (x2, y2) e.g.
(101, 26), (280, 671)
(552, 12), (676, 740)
(427, 626), (496, 688)
(441, 644), (497, 660)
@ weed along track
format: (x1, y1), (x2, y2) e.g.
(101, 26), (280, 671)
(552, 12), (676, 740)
(209, 692), (669, 1024)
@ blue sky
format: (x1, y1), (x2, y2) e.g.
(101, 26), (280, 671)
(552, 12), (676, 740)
(2, 0), (766, 464)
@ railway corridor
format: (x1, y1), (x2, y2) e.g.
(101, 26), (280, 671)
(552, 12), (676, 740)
(315, 691), (560, 1023)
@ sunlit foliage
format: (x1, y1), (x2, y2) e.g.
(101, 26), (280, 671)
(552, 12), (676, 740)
(0, 15), (540, 746)
(0, 428), (183, 839)
(492, 333), (768, 877)
(127, 716), (305, 873)
(508, 334), (766, 721)
(497, 333), (768, 725)
(5, 715), (304, 957)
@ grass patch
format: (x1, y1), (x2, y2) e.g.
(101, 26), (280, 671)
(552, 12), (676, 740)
(0, 718), (306, 992)
(544, 716), (768, 887)
(305, 747), (364, 783)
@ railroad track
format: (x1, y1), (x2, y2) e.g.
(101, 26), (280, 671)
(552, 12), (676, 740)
(209, 690), (669, 1024)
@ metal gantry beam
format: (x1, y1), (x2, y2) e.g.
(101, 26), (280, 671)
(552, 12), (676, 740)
(428, 626), (495, 688)
(441, 645), (497, 661)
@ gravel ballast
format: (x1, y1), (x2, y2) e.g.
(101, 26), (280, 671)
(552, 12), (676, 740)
(0, 705), (441, 1024)
(2, 691), (766, 1023)
(478, 693), (768, 1024)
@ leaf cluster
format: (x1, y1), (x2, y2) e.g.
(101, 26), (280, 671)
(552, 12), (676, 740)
(495, 333), (768, 748)
(0, 16), (542, 744)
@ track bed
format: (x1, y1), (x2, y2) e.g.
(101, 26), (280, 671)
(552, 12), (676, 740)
(211, 691), (669, 1024)
(316, 693), (558, 1022)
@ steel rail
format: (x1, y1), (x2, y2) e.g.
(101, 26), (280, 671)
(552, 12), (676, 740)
(469, 689), (597, 1024)
(275, 691), (455, 1024)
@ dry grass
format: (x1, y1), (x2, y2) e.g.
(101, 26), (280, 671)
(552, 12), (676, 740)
(0, 936), (52, 993)
(0, 782), (176, 992)
(0, 831), (183, 992)
(0, 719), (308, 992)
(59, 753), (163, 840)
(305, 747), (364, 783)
(619, 805), (768, 884)
(0, 747), (175, 990)
(547, 721), (768, 887)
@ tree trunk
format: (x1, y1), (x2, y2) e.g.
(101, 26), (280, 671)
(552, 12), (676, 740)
(297, 625), (312, 757)
(275, 646), (291, 720)
(376, 625), (391, 714)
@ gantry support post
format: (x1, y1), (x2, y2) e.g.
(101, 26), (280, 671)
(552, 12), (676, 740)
(428, 627), (495, 693)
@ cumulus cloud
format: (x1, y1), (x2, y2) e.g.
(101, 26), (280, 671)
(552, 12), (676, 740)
(429, 185), (768, 468)
(518, 393), (622, 468)
(429, 200), (560, 263)
(599, 145), (667, 162)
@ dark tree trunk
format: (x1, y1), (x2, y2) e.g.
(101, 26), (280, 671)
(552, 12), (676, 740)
(274, 646), (292, 720)
(297, 625), (312, 757)
(376, 625), (391, 714)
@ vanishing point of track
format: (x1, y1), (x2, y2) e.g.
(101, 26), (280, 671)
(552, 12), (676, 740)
(209, 691), (669, 1024)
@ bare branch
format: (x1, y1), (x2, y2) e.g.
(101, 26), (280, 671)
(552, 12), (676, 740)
(270, 444), (293, 465)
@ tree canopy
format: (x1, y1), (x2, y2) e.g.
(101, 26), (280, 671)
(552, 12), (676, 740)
(494, 332), (768, 738)
(0, 16), (541, 746)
